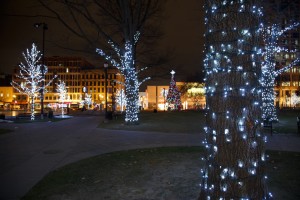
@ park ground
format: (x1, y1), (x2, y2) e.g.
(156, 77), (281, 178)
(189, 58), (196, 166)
(0, 110), (300, 199)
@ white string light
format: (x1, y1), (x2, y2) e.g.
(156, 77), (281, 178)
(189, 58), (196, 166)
(11, 43), (56, 120)
(261, 22), (300, 121)
(96, 32), (150, 124)
(56, 80), (67, 117)
(200, 1), (271, 199)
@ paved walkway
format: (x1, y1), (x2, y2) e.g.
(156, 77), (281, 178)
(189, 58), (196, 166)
(0, 115), (299, 200)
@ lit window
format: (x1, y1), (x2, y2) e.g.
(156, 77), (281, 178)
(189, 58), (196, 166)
(282, 82), (290, 86)
(285, 54), (289, 59)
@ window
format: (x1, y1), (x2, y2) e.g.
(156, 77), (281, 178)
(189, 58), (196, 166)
(285, 54), (289, 59)
(282, 82), (290, 86)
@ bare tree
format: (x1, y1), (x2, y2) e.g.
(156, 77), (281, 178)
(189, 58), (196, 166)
(11, 43), (56, 120)
(38, 0), (165, 124)
(199, 0), (271, 199)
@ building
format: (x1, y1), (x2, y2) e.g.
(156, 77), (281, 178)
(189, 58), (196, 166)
(0, 74), (14, 109)
(0, 87), (13, 110)
(12, 56), (123, 111)
(145, 82), (206, 111)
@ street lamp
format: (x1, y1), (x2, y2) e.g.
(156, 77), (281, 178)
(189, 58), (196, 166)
(111, 80), (115, 112)
(104, 62), (108, 117)
(34, 22), (48, 119)
(163, 88), (166, 112)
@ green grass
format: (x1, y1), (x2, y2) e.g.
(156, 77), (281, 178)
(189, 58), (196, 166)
(272, 110), (300, 134)
(22, 147), (300, 200)
(99, 110), (205, 133)
(22, 146), (203, 200)
(267, 151), (300, 199)
(99, 110), (300, 135)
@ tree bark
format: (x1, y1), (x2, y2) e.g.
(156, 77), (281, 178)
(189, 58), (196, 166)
(199, 0), (270, 199)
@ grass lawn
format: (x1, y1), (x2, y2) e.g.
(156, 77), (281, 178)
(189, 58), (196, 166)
(22, 147), (300, 200)
(99, 110), (300, 135)
(272, 110), (300, 134)
(99, 110), (205, 133)
(19, 110), (300, 199)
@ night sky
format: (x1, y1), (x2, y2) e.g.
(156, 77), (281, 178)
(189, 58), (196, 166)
(0, 0), (204, 81)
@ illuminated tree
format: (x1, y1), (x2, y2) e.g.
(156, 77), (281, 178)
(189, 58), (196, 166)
(199, 0), (271, 199)
(291, 92), (300, 107)
(39, 0), (165, 125)
(166, 70), (181, 110)
(11, 43), (56, 120)
(115, 89), (127, 112)
(261, 22), (300, 122)
(56, 80), (67, 117)
(84, 93), (92, 109)
(97, 39), (150, 124)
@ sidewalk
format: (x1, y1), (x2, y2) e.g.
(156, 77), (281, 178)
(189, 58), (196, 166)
(0, 116), (299, 200)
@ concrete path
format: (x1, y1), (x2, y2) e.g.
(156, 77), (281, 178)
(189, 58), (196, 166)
(0, 115), (299, 200)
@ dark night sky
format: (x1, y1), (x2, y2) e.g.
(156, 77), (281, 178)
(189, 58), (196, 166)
(0, 0), (204, 80)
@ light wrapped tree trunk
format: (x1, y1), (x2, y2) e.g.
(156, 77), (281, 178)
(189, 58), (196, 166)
(199, 0), (271, 199)
(124, 67), (140, 124)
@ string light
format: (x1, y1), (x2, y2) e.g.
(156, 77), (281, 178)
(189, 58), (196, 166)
(115, 89), (127, 112)
(199, 0), (272, 199)
(96, 32), (150, 124)
(166, 70), (182, 110)
(261, 22), (300, 121)
(11, 43), (56, 120)
(56, 80), (67, 117)
(84, 93), (92, 109)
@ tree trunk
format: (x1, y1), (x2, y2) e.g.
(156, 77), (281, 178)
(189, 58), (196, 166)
(31, 96), (35, 121)
(124, 69), (139, 124)
(123, 42), (139, 124)
(199, 0), (270, 199)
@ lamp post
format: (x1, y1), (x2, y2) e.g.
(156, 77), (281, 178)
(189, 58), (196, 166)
(163, 88), (166, 111)
(34, 22), (48, 119)
(111, 80), (115, 112)
(104, 62), (108, 117)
